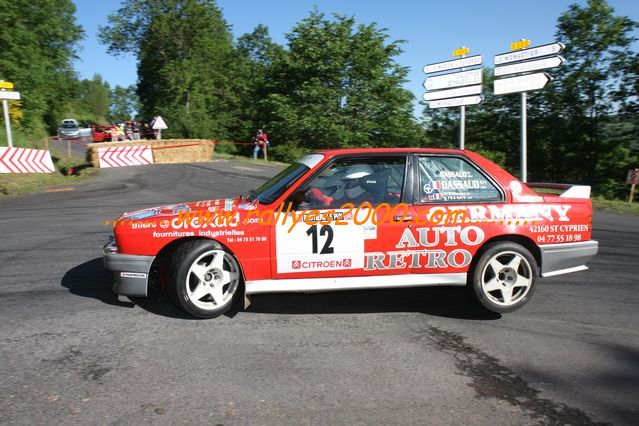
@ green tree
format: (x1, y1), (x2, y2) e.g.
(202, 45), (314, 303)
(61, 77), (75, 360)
(540, 0), (638, 194)
(99, 0), (240, 139)
(69, 74), (111, 125)
(0, 0), (83, 133)
(260, 12), (424, 161)
(110, 84), (139, 122)
(421, 0), (638, 195)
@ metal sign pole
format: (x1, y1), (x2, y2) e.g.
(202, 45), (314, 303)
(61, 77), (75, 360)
(1, 97), (13, 148)
(521, 91), (527, 183)
(460, 105), (465, 150)
(459, 53), (466, 150)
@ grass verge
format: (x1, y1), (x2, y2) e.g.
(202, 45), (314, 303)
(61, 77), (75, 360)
(0, 154), (98, 197)
(212, 151), (288, 168)
(592, 196), (639, 216)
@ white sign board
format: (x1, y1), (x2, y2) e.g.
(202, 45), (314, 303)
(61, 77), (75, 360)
(423, 84), (482, 101)
(429, 95), (481, 109)
(424, 69), (483, 91)
(494, 42), (565, 65)
(0, 91), (21, 101)
(423, 55), (482, 74)
(152, 116), (168, 130)
(494, 73), (550, 95)
(494, 56), (564, 76)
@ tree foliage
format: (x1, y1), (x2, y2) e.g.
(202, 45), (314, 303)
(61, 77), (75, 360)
(259, 12), (424, 161)
(109, 84), (139, 122)
(0, 0), (83, 132)
(99, 0), (240, 139)
(422, 0), (638, 197)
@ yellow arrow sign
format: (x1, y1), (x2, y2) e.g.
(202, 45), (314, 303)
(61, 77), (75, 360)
(511, 39), (531, 51)
(0, 81), (14, 89)
(453, 47), (469, 57)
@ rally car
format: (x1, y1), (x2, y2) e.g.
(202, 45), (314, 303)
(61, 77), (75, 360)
(103, 148), (598, 318)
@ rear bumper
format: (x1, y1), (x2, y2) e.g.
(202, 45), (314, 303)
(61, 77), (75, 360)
(539, 241), (598, 277)
(103, 241), (154, 297)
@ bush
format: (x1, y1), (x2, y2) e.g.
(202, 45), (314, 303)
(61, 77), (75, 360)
(268, 144), (309, 163)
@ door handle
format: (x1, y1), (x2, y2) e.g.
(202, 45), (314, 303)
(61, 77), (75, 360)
(393, 215), (413, 222)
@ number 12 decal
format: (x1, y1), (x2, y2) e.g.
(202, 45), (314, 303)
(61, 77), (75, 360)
(306, 225), (334, 254)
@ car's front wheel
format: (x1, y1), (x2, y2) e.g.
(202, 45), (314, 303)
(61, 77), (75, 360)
(168, 240), (242, 318)
(468, 242), (538, 313)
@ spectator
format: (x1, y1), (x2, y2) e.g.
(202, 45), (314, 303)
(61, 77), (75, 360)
(125, 121), (133, 140)
(132, 121), (141, 140)
(150, 116), (160, 140)
(117, 123), (125, 141)
(252, 129), (269, 160)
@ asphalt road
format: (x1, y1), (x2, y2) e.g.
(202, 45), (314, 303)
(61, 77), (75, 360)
(0, 160), (637, 425)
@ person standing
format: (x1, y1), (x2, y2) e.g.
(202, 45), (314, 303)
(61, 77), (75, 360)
(132, 121), (141, 140)
(252, 129), (269, 160)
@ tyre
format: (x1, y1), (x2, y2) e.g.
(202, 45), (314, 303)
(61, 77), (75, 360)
(468, 242), (538, 313)
(168, 240), (242, 319)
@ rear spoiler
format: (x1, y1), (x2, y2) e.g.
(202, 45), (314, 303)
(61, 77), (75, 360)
(526, 183), (591, 199)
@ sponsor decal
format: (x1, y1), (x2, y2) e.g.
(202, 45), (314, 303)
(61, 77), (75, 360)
(465, 204), (571, 222)
(291, 258), (352, 270)
(122, 204), (191, 221)
(152, 231), (196, 238)
(510, 180), (523, 194)
(365, 225), (485, 271)
(197, 229), (245, 238)
(120, 272), (147, 279)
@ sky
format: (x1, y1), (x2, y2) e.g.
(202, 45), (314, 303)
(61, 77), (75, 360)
(72, 0), (638, 105)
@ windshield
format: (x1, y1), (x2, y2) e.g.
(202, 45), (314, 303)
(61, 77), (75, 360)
(62, 124), (78, 129)
(253, 163), (311, 204)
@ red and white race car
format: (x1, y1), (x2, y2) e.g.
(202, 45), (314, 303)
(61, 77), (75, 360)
(104, 148), (598, 318)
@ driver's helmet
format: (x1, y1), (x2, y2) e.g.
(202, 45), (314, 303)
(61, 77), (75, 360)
(342, 164), (374, 199)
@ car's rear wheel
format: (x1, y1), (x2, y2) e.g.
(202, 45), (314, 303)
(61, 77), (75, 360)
(468, 242), (538, 313)
(168, 240), (242, 319)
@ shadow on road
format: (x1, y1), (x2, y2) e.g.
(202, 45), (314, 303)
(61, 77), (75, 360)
(61, 258), (132, 308)
(248, 287), (501, 320)
(61, 258), (500, 320)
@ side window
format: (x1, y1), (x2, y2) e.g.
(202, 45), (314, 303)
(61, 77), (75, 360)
(295, 157), (406, 209)
(417, 156), (501, 203)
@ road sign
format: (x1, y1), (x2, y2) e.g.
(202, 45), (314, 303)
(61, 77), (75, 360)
(423, 55), (482, 74)
(151, 116), (167, 130)
(424, 69), (482, 91)
(423, 84), (482, 101)
(627, 169), (639, 185)
(494, 42), (565, 65)
(494, 56), (564, 76)
(494, 72), (550, 95)
(0, 82), (14, 90)
(429, 96), (481, 109)
(453, 47), (469, 57)
(511, 39), (531, 51)
(0, 91), (21, 101)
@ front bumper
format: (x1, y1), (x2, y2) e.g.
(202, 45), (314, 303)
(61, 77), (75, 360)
(103, 240), (155, 297)
(539, 240), (598, 277)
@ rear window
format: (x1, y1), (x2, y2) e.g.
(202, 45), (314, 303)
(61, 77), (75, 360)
(417, 156), (502, 203)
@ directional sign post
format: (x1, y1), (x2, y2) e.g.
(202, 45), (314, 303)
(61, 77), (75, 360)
(423, 47), (483, 150)
(0, 81), (17, 148)
(493, 40), (565, 182)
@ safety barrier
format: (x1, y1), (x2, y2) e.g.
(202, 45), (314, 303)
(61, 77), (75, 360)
(88, 139), (216, 167)
(98, 145), (154, 168)
(0, 147), (55, 173)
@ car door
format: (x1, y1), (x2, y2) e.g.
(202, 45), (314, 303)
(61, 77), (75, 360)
(272, 155), (416, 280)
(409, 154), (505, 275)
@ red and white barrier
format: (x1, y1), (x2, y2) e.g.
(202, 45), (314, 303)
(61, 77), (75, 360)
(98, 145), (154, 168)
(0, 147), (55, 173)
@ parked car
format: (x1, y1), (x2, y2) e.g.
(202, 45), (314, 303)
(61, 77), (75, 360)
(91, 125), (116, 142)
(57, 119), (80, 139)
(103, 148), (598, 318)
